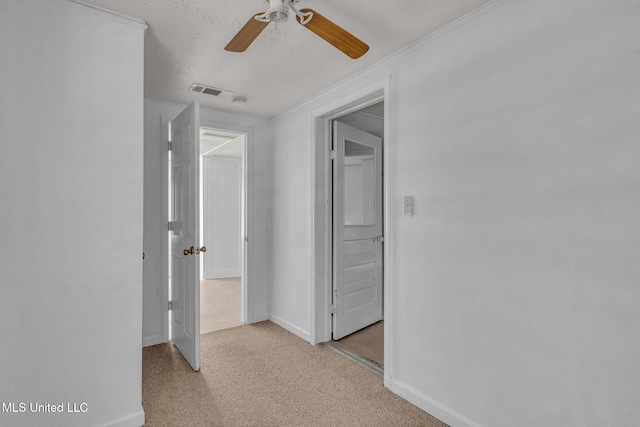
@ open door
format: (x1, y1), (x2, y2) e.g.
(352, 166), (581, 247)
(333, 121), (383, 340)
(170, 101), (201, 371)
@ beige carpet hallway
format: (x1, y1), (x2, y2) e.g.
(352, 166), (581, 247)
(142, 321), (447, 427)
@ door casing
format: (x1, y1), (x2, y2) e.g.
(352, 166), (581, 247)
(310, 76), (393, 386)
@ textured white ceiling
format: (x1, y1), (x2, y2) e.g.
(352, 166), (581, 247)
(200, 131), (243, 159)
(82, 0), (492, 118)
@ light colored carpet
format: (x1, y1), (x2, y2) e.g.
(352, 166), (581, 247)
(332, 321), (384, 369)
(200, 277), (241, 334)
(142, 321), (447, 427)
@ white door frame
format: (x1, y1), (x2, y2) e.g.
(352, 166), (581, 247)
(310, 76), (393, 385)
(161, 117), (253, 343)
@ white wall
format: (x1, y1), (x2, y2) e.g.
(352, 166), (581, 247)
(143, 98), (271, 346)
(270, 0), (640, 426)
(202, 156), (242, 279)
(270, 112), (314, 340)
(0, 1), (146, 426)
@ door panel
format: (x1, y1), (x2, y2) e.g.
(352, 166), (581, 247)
(170, 101), (201, 371)
(333, 121), (383, 340)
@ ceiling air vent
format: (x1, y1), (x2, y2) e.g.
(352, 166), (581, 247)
(189, 83), (234, 98)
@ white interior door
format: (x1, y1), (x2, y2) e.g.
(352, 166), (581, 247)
(333, 121), (383, 340)
(170, 101), (201, 371)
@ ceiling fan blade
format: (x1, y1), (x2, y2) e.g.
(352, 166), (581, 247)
(225, 13), (270, 52)
(296, 8), (369, 59)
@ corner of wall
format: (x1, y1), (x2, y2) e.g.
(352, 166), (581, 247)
(269, 314), (312, 343)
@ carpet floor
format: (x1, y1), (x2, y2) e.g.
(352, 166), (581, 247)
(142, 321), (447, 427)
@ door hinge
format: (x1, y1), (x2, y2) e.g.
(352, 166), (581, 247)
(329, 304), (336, 314)
(168, 221), (176, 231)
(374, 235), (384, 243)
(168, 141), (172, 151)
(168, 300), (173, 310)
(330, 150), (337, 160)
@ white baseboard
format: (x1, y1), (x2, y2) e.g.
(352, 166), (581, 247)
(142, 333), (166, 348)
(248, 312), (270, 323)
(92, 408), (145, 427)
(269, 314), (311, 343)
(388, 380), (483, 427)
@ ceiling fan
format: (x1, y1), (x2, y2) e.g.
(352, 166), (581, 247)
(224, 0), (369, 59)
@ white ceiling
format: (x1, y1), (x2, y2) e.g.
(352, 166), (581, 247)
(82, 0), (492, 118)
(200, 131), (244, 159)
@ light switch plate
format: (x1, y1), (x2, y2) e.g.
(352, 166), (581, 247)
(403, 196), (414, 216)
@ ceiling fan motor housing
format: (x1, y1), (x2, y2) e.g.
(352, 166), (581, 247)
(265, 0), (289, 22)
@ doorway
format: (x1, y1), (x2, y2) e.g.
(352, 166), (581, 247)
(199, 128), (245, 334)
(328, 102), (385, 373)
(310, 82), (390, 356)
(165, 102), (248, 371)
